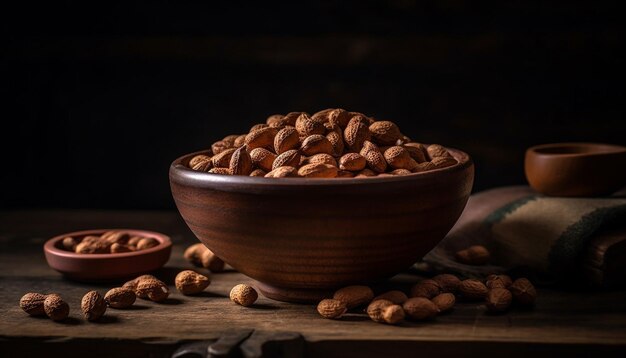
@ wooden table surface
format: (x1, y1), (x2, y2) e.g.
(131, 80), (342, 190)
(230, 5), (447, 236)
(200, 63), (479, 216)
(1, 210), (625, 357)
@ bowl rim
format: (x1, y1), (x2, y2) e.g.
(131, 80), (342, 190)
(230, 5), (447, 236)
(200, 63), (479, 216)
(44, 229), (172, 259)
(170, 146), (473, 187)
(526, 142), (626, 158)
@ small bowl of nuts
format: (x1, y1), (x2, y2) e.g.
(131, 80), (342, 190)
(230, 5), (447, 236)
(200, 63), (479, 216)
(170, 109), (474, 302)
(43, 229), (172, 281)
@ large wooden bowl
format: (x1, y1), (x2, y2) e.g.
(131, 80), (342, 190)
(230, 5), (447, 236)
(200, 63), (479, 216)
(170, 148), (474, 302)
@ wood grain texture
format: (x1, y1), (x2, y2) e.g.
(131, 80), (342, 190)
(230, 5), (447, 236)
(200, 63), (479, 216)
(1, 211), (626, 357)
(170, 148), (474, 301)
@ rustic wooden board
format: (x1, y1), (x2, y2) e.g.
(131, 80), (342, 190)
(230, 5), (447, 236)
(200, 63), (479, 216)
(1, 211), (625, 357)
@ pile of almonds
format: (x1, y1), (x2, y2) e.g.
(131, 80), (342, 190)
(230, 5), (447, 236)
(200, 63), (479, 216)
(188, 109), (458, 178)
(19, 244), (257, 323)
(317, 273), (537, 324)
(61, 231), (159, 254)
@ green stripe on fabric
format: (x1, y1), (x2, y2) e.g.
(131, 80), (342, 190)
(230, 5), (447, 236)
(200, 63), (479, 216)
(549, 203), (626, 275)
(483, 195), (539, 226)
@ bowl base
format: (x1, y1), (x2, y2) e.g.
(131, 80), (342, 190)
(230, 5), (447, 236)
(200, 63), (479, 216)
(256, 282), (333, 303)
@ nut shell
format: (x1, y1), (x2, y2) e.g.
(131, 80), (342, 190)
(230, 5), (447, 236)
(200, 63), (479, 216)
(230, 284), (258, 307)
(372, 290), (408, 305)
(459, 279), (489, 300)
(44, 294), (69, 321)
(333, 285), (374, 309)
(20, 293), (47, 316)
(175, 270), (211, 295)
(104, 287), (136, 309)
(509, 278), (537, 305)
(486, 288), (513, 313)
(431, 293), (456, 313)
(402, 297), (439, 320)
(81, 290), (107, 321)
(410, 279), (441, 299)
(317, 298), (347, 319)
(136, 278), (170, 302)
(432, 274), (461, 294)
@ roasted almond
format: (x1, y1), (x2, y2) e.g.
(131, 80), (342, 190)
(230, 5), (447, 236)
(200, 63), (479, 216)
(344, 115), (371, 151)
(360, 141), (387, 173)
(339, 153), (366, 171)
(272, 149), (301, 169)
(369, 121), (403, 145)
(229, 146), (253, 175)
(244, 127), (278, 150)
(384, 146), (418, 170)
(274, 127), (300, 154)
(297, 163), (338, 178)
(265, 166), (298, 178)
(295, 113), (325, 137)
(301, 135), (334, 156)
(212, 148), (236, 168)
(250, 148), (277, 172)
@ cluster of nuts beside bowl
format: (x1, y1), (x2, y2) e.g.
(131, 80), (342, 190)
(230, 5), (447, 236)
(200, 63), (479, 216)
(187, 108), (458, 178)
(317, 273), (537, 324)
(20, 243), (257, 322)
(60, 231), (160, 254)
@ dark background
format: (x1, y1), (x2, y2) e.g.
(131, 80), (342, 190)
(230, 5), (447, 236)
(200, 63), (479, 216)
(2, 1), (624, 210)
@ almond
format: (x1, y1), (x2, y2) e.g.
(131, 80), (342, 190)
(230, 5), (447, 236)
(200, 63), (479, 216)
(486, 274), (513, 289)
(295, 113), (325, 137)
(402, 297), (439, 320)
(250, 169), (267, 177)
(189, 154), (212, 169)
(431, 156), (457, 169)
(369, 121), (403, 145)
(339, 153), (366, 171)
(265, 166), (298, 178)
(212, 148), (236, 168)
(410, 279), (441, 299)
(412, 161), (437, 173)
(208, 167), (231, 175)
(344, 115), (371, 151)
(104, 288), (136, 309)
(486, 288), (512, 313)
(432, 274), (461, 294)
(222, 134), (239, 147)
(509, 278), (537, 306)
(250, 123), (269, 132)
(297, 163), (338, 178)
(355, 168), (377, 177)
(391, 169), (411, 175)
(455, 245), (490, 265)
(272, 149), (301, 169)
(303, 153), (337, 167)
(229, 146), (253, 175)
(367, 300), (405, 325)
(384, 146), (418, 170)
(431, 293), (455, 313)
(426, 144), (452, 159)
(175, 270), (211, 295)
(244, 127), (278, 150)
(274, 127), (300, 154)
(403, 142), (427, 163)
(301, 134), (334, 156)
(283, 111), (305, 126)
(327, 108), (352, 128)
(311, 108), (335, 123)
(333, 285), (374, 309)
(336, 170), (355, 178)
(458, 279), (488, 300)
(234, 134), (247, 147)
(250, 148), (277, 172)
(326, 126), (345, 157)
(360, 141), (387, 173)
(372, 290), (408, 305)
(211, 140), (231, 155)
(317, 298), (347, 319)
(266, 114), (285, 126)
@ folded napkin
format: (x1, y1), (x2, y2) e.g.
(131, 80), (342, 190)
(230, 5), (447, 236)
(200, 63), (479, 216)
(424, 186), (626, 286)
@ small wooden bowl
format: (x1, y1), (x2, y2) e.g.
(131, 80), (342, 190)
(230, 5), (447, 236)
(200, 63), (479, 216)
(525, 142), (626, 197)
(170, 147), (474, 302)
(44, 229), (172, 281)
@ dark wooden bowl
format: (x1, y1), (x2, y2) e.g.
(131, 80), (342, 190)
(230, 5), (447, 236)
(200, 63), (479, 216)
(170, 148), (474, 302)
(44, 229), (172, 282)
(525, 143), (626, 197)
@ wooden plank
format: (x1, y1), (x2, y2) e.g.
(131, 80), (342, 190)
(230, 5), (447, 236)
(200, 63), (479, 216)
(1, 211), (626, 357)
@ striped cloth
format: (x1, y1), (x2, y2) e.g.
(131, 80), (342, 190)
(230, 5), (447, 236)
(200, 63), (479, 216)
(424, 186), (626, 283)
